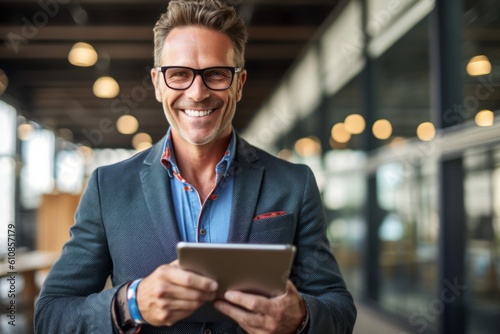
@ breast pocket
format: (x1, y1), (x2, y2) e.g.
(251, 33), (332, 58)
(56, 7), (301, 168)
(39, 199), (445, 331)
(247, 213), (296, 244)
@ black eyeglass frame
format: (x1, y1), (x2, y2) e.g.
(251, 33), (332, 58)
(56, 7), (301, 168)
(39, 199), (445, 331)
(157, 66), (242, 91)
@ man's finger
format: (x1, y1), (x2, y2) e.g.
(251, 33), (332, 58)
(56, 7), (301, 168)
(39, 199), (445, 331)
(214, 300), (267, 329)
(160, 265), (218, 292)
(223, 290), (273, 314)
(152, 281), (217, 302)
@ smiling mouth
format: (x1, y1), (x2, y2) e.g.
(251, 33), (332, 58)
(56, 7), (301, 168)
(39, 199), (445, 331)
(183, 109), (215, 117)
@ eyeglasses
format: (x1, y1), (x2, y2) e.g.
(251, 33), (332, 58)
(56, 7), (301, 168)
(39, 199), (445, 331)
(157, 66), (242, 91)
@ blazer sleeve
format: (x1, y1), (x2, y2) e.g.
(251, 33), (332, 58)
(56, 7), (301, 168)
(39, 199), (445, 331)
(35, 169), (119, 333)
(292, 166), (357, 333)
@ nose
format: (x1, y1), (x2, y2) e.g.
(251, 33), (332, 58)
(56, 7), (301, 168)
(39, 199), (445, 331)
(184, 73), (210, 101)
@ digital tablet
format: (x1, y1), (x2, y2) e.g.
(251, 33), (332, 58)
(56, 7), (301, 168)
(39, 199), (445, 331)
(177, 242), (296, 322)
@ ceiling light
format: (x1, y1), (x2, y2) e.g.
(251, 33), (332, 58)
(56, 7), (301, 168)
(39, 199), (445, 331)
(330, 123), (351, 144)
(416, 122), (436, 141)
(372, 119), (392, 140)
(135, 141), (153, 151)
(77, 145), (93, 162)
(344, 114), (366, 135)
(93, 76), (120, 98)
(294, 136), (321, 157)
(117, 115), (139, 135)
(277, 149), (294, 161)
(389, 136), (405, 146)
(466, 55), (491, 76)
(474, 109), (494, 127)
(68, 42), (98, 67)
(132, 132), (153, 150)
(18, 122), (34, 141)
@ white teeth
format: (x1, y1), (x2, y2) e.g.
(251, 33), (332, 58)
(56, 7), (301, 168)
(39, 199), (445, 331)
(184, 109), (214, 117)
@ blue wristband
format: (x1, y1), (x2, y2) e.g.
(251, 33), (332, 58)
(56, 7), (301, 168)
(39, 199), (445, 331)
(127, 279), (146, 325)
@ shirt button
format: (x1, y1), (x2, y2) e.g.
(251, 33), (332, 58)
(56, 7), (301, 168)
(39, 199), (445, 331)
(199, 228), (207, 236)
(204, 329), (212, 334)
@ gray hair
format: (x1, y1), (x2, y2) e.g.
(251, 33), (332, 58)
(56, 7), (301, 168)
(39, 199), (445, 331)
(153, 0), (248, 67)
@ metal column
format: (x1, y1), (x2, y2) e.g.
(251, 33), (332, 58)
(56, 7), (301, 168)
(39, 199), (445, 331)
(431, 0), (467, 333)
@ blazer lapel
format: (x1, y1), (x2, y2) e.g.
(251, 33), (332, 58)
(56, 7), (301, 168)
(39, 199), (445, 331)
(227, 136), (264, 243)
(140, 139), (181, 256)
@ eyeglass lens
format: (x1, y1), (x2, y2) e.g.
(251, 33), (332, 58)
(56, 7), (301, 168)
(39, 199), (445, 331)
(164, 67), (234, 90)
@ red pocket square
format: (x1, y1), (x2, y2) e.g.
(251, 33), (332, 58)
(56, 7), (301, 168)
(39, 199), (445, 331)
(253, 211), (287, 221)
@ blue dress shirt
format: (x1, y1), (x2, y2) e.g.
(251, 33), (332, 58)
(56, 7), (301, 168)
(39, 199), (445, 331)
(160, 129), (235, 243)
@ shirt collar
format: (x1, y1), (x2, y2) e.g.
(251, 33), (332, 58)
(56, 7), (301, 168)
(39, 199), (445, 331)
(160, 128), (236, 180)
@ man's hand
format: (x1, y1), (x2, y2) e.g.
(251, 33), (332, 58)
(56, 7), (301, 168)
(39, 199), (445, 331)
(137, 260), (218, 326)
(214, 280), (307, 334)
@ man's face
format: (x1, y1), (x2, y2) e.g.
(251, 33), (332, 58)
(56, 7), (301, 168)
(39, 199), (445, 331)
(151, 26), (247, 146)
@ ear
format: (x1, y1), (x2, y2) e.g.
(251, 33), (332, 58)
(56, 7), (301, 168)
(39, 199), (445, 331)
(151, 68), (162, 102)
(236, 69), (247, 102)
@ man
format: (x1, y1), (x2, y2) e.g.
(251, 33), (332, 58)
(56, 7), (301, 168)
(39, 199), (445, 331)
(35, 0), (356, 333)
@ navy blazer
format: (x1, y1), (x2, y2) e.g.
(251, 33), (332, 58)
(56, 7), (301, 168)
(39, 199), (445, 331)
(35, 135), (356, 333)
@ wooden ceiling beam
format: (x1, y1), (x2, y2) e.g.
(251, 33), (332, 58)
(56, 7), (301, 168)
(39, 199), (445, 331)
(0, 25), (316, 42)
(0, 26), (153, 41)
(1, 42), (303, 60)
(0, 43), (152, 59)
(248, 26), (316, 40)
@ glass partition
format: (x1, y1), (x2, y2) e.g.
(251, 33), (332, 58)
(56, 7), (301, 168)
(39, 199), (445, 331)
(464, 146), (500, 334)
(462, 1), (500, 330)
(375, 155), (439, 328)
(322, 74), (366, 292)
(20, 129), (55, 209)
(323, 149), (367, 294)
(55, 149), (85, 195)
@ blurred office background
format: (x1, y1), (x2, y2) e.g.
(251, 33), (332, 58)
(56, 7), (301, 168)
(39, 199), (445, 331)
(0, 0), (499, 333)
